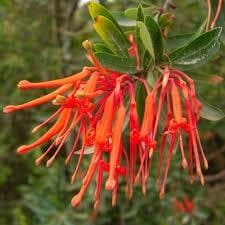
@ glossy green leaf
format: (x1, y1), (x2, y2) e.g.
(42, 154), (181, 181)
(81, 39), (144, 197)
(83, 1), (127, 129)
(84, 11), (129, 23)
(88, 2), (125, 35)
(137, 21), (155, 62)
(166, 33), (194, 51)
(94, 43), (114, 54)
(170, 27), (222, 68)
(94, 52), (137, 74)
(200, 97), (225, 121)
(144, 16), (163, 63)
(166, 20), (206, 51)
(190, 19), (207, 41)
(135, 4), (147, 69)
(93, 16), (129, 56)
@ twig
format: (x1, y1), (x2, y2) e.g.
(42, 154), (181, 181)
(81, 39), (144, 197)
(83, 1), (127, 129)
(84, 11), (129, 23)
(206, 0), (212, 31)
(210, 0), (223, 29)
(67, 0), (80, 30)
(53, 0), (63, 46)
(162, 0), (175, 11)
(207, 146), (225, 161)
(205, 170), (225, 182)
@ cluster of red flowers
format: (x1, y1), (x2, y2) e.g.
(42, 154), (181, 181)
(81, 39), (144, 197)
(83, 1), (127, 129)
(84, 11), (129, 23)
(3, 39), (208, 208)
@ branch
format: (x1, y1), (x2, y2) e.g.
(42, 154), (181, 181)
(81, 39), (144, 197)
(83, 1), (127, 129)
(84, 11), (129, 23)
(162, 0), (176, 11)
(207, 145), (225, 161)
(205, 170), (225, 182)
(67, 0), (80, 30)
(53, 0), (63, 46)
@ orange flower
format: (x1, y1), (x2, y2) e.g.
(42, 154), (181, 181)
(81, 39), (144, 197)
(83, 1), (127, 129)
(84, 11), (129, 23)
(3, 37), (208, 208)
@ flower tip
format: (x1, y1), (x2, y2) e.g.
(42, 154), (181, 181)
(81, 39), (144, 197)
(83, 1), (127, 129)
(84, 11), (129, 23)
(31, 127), (38, 133)
(204, 159), (208, 170)
(94, 201), (100, 210)
(55, 137), (62, 145)
(71, 174), (76, 184)
(112, 195), (117, 207)
(159, 190), (165, 199)
(149, 148), (154, 159)
(189, 176), (194, 184)
(82, 40), (93, 52)
(200, 175), (205, 186)
(46, 158), (54, 167)
(182, 159), (188, 169)
(126, 185), (133, 199)
(17, 80), (32, 89)
(105, 179), (116, 191)
(71, 194), (82, 208)
(3, 105), (18, 113)
(35, 158), (42, 166)
(142, 185), (147, 196)
(17, 145), (29, 155)
(159, 187), (165, 200)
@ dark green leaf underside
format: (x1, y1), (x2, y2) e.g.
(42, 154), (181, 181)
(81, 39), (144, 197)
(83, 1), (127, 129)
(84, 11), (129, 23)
(95, 52), (137, 74)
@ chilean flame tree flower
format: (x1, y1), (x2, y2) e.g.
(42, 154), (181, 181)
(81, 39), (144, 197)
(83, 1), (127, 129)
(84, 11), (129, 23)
(3, 1), (224, 209)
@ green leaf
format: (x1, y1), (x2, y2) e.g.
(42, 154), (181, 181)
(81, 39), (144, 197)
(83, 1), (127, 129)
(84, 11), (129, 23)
(94, 52), (137, 74)
(170, 27), (222, 68)
(137, 21), (155, 62)
(143, 51), (153, 71)
(165, 20), (206, 50)
(136, 84), (147, 121)
(136, 4), (145, 21)
(124, 6), (157, 20)
(112, 11), (135, 27)
(190, 19), (207, 41)
(200, 97), (225, 121)
(93, 43), (114, 54)
(135, 5), (145, 63)
(166, 20), (206, 51)
(137, 16), (163, 64)
(144, 16), (163, 63)
(211, 1), (225, 45)
(166, 33), (194, 51)
(88, 2), (125, 35)
(93, 16), (129, 57)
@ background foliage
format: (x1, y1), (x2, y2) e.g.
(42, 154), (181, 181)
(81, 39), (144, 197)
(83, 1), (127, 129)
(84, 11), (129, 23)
(0, 0), (225, 225)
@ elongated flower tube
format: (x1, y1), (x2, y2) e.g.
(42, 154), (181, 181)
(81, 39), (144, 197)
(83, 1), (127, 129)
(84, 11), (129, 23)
(3, 11), (210, 208)
(152, 67), (208, 199)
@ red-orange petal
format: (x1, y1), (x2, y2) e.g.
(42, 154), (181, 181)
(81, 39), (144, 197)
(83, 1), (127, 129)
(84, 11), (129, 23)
(17, 108), (70, 154)
(17, 70), (91, 89)
(140, 92), (155, 138)
(106, 102), (126, 190)
(3, 84), (73, 113)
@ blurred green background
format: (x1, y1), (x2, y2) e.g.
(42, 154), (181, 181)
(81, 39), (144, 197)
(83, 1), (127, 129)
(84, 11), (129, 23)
(0, 0), (225, 225)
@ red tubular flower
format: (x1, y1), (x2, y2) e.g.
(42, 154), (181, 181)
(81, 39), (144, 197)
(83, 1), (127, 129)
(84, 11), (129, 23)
(106, 98), (126, 190)
(152, 67), (208, 198)
(3, 36), (208, 208)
